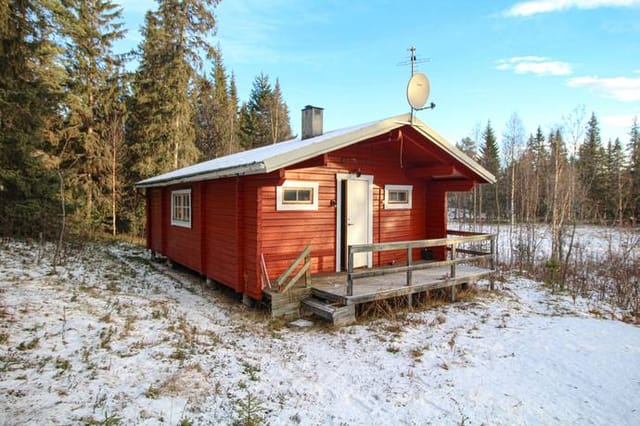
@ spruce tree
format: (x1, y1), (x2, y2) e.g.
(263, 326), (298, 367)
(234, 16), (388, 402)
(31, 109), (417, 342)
(193, 74), (217, 159)
(128, 0), (219, 180)
(604, 138), (625, 224)
(193, 49), (239, 159)
(239, 73), (293, 149)
(0, 0), (64, 237)
(480, 121), (500, 220)
(526, 126), (548, 218)
(270, 79), (293, 143)
(228, 73), (240, 154)
(239, 73), (273, 149)
(577, 112), (606, 220)
(629, 117), (640, 221)
(57, 0), (126, 233)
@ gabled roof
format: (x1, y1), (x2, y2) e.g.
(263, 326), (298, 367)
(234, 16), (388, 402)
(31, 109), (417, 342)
(135, 113), (495, 188)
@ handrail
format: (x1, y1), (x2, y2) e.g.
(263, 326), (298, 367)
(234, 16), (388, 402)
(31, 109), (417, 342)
(347, 231), (496, 296)
(275, 245), (312, 294)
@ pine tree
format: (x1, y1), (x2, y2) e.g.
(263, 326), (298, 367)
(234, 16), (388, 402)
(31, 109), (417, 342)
(0, 0), (64, 237)
(457, 136), (477, 157)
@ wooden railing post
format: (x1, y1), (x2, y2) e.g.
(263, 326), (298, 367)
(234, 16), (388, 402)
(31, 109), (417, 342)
(490, 236), (496, 271)
(304, 251), (311, 288)
(406, 247), (412, 286)
(450, 243), (457, 302)
(347, 246), (354, 297)
(490, 235), (496, 291)
(450, 243), (457, 278)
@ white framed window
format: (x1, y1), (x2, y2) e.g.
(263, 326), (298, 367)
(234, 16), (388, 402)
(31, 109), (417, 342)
(384, 184), (413, 210)
(276, 180), (319, 211)
(171, 189), (191, 228)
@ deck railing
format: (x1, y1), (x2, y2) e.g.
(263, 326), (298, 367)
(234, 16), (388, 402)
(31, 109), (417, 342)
(346, 230), (496, 296)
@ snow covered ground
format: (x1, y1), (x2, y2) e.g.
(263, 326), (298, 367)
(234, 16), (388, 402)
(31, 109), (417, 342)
(1, 239), (639, 425)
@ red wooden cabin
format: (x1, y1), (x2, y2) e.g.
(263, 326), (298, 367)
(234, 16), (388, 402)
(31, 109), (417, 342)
(137, 107), (495, 303)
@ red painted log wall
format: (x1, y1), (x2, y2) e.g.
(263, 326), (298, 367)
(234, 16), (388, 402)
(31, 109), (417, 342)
(145, 133), (459, 299)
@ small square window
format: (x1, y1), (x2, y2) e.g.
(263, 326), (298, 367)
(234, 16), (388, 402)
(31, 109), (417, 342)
(384, 185), (412, 210)
(171, 189), (191, 227)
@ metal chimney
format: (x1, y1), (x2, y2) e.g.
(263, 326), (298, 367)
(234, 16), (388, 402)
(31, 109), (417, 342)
(301, 105), (323, 140)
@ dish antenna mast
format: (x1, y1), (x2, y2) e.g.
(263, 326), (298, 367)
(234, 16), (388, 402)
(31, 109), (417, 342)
(405, 46), (435, 123)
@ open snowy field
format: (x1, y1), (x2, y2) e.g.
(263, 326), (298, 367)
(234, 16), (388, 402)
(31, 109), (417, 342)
(451, 221), (640, 264)
(1, 239), (639, 425)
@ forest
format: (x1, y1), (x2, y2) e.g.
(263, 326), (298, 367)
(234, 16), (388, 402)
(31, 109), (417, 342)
(1, 0), (292, 241)
(2, 0), (640, 250)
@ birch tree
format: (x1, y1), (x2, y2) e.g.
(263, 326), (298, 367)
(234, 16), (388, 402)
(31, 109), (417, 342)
(502, 113), (525, 266)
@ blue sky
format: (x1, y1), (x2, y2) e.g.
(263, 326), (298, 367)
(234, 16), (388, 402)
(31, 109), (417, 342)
(118, 0), (640, 151)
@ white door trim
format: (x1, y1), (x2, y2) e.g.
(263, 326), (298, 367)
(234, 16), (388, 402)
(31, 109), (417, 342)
(335, 173), (373, 271)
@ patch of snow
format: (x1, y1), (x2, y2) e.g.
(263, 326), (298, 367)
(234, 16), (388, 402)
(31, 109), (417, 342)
(289, 319), (314, 328)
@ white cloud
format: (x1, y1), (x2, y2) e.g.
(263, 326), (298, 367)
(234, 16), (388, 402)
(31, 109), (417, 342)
(601, 113), (640, 127)
(503, 0), (640, 17)
(567, 75), (640, 101)
(496, 56), (573, 76)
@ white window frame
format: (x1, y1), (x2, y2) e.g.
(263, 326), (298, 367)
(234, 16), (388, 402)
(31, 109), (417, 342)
(171, 189), (192, 228)
(276, 180), (319, 211)
(384, 184), (413, 210)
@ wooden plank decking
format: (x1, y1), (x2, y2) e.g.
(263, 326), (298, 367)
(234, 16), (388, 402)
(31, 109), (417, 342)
(311, 264), (492, 305)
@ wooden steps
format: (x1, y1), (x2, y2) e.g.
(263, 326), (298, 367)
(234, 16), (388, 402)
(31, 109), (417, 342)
(301, 297), (355, 326)
(263, 287), (311, 319)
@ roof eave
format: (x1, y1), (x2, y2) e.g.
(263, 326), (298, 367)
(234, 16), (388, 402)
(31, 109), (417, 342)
(410, 119), (497, 184)
(135, 162), (268, 188)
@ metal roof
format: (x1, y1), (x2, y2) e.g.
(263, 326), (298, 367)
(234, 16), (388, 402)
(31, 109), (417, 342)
(135, 113), (496, 188)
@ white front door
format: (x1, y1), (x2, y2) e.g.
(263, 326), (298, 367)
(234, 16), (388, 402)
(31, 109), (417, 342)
(345, 179), (369, 268)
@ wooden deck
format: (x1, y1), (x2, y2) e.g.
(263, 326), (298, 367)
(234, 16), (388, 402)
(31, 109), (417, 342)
(311, 264), (493, 305)
(264, 231), (496, 324)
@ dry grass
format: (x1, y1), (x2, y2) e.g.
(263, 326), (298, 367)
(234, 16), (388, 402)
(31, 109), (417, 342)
(355, 284), (482, 323)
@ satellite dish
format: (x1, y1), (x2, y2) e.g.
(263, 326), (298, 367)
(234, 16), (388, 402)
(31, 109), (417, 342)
(406, 72), (430, 110)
